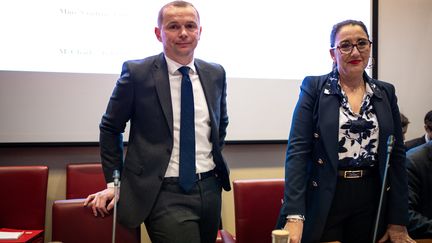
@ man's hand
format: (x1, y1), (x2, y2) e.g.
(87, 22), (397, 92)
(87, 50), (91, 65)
(284, 221), (303, 243)
(83, 188), (116, 217)
(378, 224), (416, 243)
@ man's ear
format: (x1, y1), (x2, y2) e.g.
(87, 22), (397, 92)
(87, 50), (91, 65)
(197, 26), (202, 40)
(155, 27), (162, 42)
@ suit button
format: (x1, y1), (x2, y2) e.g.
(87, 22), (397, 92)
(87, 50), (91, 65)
(312, 181), (318, 187)
(313, 133), (319, 138)
(317, 158), (324, 164)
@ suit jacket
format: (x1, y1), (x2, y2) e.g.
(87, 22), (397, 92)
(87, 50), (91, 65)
(276, 72), (408, 243)
(99, 53), (231, 228)
(405, 136), (427, 151)
(406, 142), (432, 238)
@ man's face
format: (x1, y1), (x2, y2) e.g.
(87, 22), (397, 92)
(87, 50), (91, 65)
(425, 123), (432, 140)
(155, 5), (201, 64)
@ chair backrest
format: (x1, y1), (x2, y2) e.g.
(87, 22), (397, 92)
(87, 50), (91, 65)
(0, 165), (49, 230)
(66, 162), (106, 199)
(233, 178), (285, 243)
(52, 199), (140, 243)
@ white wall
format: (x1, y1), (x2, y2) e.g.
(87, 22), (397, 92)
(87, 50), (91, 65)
(378, 0), (432, 141)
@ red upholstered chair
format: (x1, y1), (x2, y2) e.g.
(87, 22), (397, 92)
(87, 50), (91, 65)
(52, 198), (140, 243)
(0, 165), (49, 241)
(222, 179), (285, 243)
(66, 162), (106, 199)
(64, 162), (225, 243)
(52, 163), (140, 242)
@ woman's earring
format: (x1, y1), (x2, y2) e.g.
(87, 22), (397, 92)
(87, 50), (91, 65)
(367, 57), (375, 69)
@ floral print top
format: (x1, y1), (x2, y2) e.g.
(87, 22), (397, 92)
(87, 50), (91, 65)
(324, 70), (379, 169)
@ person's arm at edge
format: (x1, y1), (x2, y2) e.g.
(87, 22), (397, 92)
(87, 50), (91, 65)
(281, 76), (319, 243)
(84, 61), (134, 216)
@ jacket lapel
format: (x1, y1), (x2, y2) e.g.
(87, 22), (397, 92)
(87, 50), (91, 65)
(194, 60), (221, 146)
(153, 53), (173, 136)
(370, 82), (394, 173)
(319, 91), (341, 171)
(194, 61), (217, 126)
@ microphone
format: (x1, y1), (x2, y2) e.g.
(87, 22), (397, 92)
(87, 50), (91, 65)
(113, 170), (120, 187)
(112, 170), (120, 243)
(386, 135), (395, 155)
(372, 135), (395, 242)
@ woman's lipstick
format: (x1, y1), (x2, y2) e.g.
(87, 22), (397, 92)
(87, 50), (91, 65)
(349, 60), (361, 64)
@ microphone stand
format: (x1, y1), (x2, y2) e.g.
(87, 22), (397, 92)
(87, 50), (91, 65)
(112, 170), (120, 243)
(372, 135), (394, 242)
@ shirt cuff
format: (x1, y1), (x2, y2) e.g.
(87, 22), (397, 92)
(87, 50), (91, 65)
(286, 215), (305, 221)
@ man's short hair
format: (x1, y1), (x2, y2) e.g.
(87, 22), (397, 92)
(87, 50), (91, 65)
(400, 113), (410, 128)
(424, 110), (432, 131)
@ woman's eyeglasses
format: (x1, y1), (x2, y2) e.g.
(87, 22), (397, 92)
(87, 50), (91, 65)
(333, 39), (372, 54)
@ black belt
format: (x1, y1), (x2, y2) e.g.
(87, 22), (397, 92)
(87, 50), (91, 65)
(163, 170), (216, 183)
(337, 169), (376, 179)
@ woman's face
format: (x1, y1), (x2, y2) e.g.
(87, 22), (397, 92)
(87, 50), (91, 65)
(330, 24), (371, 78)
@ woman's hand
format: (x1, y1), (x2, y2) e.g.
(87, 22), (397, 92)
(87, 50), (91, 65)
(378, 224), (415, 243)
(284, 221), (303, 243)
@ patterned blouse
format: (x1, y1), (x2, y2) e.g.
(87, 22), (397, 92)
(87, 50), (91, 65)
(324, 70), (379, 169)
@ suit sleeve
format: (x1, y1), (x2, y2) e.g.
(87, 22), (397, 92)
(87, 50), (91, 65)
(280, 76), (318, 217)
(218, 65), (228, 149)
(385, 83), (409, 225)
(99, 62), (134, 183)
(407, 156), (432, 237)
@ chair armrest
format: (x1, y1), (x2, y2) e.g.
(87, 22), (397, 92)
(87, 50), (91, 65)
(219, 229), (236, 243)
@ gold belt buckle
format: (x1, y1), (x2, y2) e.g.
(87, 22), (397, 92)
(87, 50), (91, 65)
(344, 170), (362, 179)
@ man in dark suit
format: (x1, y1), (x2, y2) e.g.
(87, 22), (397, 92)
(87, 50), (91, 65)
(84, 1), (230, 242)
(406, 141), (432, 239)
(405, 110), (432, 150)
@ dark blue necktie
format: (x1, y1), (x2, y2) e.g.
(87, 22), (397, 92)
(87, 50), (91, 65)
(178, 66), (196, 192)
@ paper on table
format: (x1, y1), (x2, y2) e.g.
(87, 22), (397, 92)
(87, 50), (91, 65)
(0, 231), (24, 240)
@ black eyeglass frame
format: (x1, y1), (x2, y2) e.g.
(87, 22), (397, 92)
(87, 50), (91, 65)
(332, 39), (372, 54)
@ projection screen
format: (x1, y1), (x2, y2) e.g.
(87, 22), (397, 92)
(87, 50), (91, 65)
(0, 0), (372, 143)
